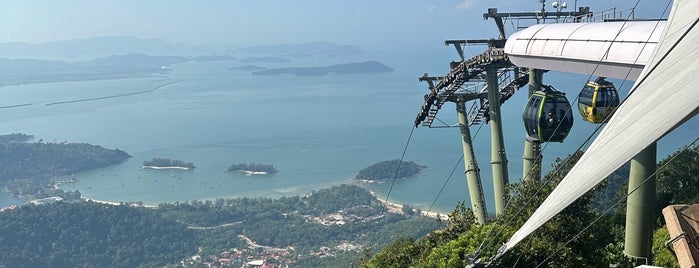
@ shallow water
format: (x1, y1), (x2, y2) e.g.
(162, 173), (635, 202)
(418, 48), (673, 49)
(1, 49), (695, 214)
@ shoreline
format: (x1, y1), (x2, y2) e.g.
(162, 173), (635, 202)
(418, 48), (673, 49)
(141, 165), (192, 170)
(368, 190), (448, 221)
(241, 170), (269, 175)
(81, 197), (157, 208)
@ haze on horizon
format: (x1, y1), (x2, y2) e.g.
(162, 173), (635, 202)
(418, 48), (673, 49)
(0, 0), (670, 50)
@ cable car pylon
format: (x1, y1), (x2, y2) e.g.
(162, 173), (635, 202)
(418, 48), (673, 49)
(419, 74), (488, 224)
(414, 39), (528, 218)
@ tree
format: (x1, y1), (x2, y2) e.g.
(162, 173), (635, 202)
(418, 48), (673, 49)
(656, 145), (699, 210)
(367, 151), (622, 267)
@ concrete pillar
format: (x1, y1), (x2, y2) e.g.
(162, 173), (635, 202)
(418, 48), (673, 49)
(523, 69), (544, 181)
(486, 66), (509, 216)
(456, 101), (488, 224)
(624, 142), (657, 265)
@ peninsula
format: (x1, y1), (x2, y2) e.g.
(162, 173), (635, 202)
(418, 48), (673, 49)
(0, 133), (131, 199)
(251, 61), (393, 76)
(141, 158), (194, 170)
(227, 163), (278, 175)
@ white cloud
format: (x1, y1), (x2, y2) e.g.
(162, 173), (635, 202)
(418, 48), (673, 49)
(456, 0), (476, 10)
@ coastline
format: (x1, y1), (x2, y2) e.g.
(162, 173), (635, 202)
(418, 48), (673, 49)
(81, 197), (157, 208)
(240, 170), (269, 175)
(368, 190), (448, 221)
(141, 165), (191, 170)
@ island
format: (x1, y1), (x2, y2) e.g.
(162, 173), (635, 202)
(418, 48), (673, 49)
(251, 61), (393, 76)
(141, 158), (194, 170)
(355, 159), (425, 181)
(227, 163), (278, 175)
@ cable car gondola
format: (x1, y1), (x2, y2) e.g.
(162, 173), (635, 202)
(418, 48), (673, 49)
(577, 77), (620, 123)
(522, 85), (574, 143)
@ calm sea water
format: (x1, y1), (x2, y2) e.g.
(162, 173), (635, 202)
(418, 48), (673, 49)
(1, 49), (696, 213)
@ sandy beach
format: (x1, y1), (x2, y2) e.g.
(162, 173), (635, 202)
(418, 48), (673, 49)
(141, 165), (191, 170)
(82, 197), (157, 208)
(369, 190), (449, 221)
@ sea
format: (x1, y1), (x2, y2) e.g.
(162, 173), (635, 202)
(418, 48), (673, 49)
(0, 48), (696, 214)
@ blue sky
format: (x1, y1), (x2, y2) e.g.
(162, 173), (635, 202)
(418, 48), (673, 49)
(0, 0), (672, 49)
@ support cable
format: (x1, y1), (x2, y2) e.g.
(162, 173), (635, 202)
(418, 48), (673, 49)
(495, 5), (683, 261)
(476, 0), (653, 259)
(534, 137), (699, 268)
(381, 125), (416, 215)
(425, 154), (463, 219)
(423, 121), (487, 219)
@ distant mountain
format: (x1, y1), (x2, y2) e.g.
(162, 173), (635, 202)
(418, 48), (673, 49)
(229, 41), (363, 56)
(0, 53), (245, 86)
(0, 36), (203, 58)
(91, 53), (188, 67)
(191, 55), (236, 62)
(0, 37), (362, 61)
(230, 65), (267, 71)
(0, 54), (186, 86)
(251, 61), (394, 76)
(239, 56), (290, 63)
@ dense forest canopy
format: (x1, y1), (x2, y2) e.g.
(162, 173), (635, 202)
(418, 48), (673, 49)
(0, 201), (198, 268)
(0, 184), (443, 267)
(141, 157), (194, 169)
(227, 163), (278, 174)
(355, 159), (425, 181)
(0, 133), (130, 198)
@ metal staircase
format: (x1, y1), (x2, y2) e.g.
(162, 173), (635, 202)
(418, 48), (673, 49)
(415, 47), (512, 127)
(468, 68), (529, 126)
(414, 46), (525, 128)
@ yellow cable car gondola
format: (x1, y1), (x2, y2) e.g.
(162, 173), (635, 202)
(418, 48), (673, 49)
(577, 77), (620, 123)
(522, 85), (574, 143)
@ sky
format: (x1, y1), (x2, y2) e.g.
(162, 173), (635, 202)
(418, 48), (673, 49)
(0, 0), (673, 49)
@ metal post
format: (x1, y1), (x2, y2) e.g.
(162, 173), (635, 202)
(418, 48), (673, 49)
(456, 101), (488, 224)
(487, 66), (509, 216)
(624, 142), (657, 265)
(523, 69), (544, 181)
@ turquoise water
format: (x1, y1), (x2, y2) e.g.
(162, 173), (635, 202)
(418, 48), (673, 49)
(1, 49), (696, 213)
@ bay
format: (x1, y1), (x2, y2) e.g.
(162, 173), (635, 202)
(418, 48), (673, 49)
(0, 48), (695, 214)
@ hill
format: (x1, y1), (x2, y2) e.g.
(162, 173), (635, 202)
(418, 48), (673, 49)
(0, 184), (444, 267)
(0, 201), (197, 268)
(0, 133), (131, 198)
(355, 159), (425, 181)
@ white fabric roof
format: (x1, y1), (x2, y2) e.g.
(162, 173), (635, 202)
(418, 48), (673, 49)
(505, 21), (665, 80)
(496, 0), (698, 261)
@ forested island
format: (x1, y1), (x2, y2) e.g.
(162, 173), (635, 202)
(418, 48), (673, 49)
(251, 61), (394, 76)
(355, 159), (425, 181)
(141, 158), (194, 170)
(0, 133), (130, 199)
(0, 184), (442, 267)
(227, 163), (278, 175)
